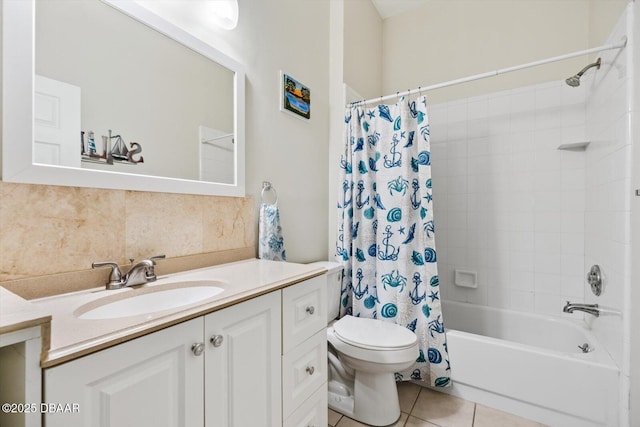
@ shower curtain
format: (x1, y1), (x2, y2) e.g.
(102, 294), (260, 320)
(336, 96), (450, 387)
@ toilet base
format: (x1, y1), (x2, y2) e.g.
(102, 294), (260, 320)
(328, 371), (402, 427)
(328, 390), (354, 419)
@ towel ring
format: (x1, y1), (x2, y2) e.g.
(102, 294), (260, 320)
(261, 181), (278, 204)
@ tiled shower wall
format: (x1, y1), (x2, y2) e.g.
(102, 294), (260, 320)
(429, 79), (588, 316)
(584, 6), (631, 372)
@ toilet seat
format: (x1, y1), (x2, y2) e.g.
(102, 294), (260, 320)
(332, 316), (417, 350)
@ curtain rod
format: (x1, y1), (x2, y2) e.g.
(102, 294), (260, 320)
(350, 36), (627, 107)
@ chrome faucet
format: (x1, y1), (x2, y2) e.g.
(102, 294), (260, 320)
(563, 301), (600, 317)
(93, 255), (165, 290)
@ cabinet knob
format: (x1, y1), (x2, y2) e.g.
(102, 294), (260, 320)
(305, 306), (315, 315)
(306, 366), (315, 375)
(191, 342), (205, 356)
(210, 335), (224, 347)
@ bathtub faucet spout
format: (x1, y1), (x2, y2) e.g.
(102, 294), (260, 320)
(563, 301), (599, 317)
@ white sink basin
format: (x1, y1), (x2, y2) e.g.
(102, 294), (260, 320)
(74, 281), (225, 320)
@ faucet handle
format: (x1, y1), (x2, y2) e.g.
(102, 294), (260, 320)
(92, 262), (124, 288)
(148, 254), (166, 264)
(144, 255), (165, 281)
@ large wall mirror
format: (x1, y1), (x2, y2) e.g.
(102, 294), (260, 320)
(2, 0), (245, 196)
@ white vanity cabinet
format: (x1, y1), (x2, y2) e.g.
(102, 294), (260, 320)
(43, 317), (205, 427)
(0, 326), (43, 427)
(43, 275), (325, 427)
(281, 276), (328, 427)
(204, 291), (281, 427)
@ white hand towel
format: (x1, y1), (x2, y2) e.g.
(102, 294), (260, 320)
(259, 203), (287, 261)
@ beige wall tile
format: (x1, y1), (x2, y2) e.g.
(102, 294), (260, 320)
(0, 181), (255, 289)
(124, 190), (204, 260)
(203, 196), (255, 252)
(0, 182), (125, 280)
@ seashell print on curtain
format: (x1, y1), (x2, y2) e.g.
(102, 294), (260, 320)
(336, 96), (450, 387)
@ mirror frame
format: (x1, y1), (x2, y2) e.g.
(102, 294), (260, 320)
(2, 0), (246, 197)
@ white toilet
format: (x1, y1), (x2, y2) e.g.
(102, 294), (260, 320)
(312, 262), (419, 427)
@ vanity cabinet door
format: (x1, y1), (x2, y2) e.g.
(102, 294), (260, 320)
(43, 318), (204, 427)
(204, 291), (281, 427)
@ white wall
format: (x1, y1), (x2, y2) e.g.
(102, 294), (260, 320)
(382, 1), (593, 105)
(631, 3), (640, 426)
(428, 81), (587, 314)
(0, 1), (3, 173)
(343, 0), (383, 100)
(589, 0), (630, 46)
(631, 0), (640, 422)
(135, 0), (331, 263)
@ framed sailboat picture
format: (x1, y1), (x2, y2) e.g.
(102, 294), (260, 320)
(280, 71), (310, 120)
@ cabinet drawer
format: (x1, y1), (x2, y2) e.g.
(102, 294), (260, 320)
(282, 275), (327, 353)
(283, 383), (328, 427)
(282, 329), (327, 418)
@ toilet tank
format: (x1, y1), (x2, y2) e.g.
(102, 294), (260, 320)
(307, 261), (344, 323)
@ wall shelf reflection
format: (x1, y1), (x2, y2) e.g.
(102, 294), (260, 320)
(557, 141), (591, 151)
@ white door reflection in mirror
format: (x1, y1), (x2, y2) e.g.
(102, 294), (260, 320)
(34, 75), (81, 168)
(199, 126), (234, 184)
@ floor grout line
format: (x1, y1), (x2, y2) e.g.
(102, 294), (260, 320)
(330, 386), (543, 427)
(471, 403), (477, 426)
(408, 385), (421, 415)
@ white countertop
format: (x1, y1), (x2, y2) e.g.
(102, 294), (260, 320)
(25, 259), (325, 367)
(0, 286), (51, 336)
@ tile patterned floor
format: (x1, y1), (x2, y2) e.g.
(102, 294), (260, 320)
(328, 383), (547, 427)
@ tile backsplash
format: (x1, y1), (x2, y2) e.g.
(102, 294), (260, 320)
(0, 182), (255, 282)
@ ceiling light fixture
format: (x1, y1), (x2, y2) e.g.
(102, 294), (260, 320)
(209, 0), (238, 30)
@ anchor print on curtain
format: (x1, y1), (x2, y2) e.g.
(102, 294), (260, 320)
(336, 96), (450, 387)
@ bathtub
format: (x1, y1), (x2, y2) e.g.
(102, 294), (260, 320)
(435, 300), (619, 427)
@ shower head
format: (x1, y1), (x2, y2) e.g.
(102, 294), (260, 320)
(565, 75), (581, 87)
(565, 57), (601, 87)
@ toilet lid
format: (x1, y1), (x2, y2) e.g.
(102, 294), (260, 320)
(333, 315), (417, 351)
